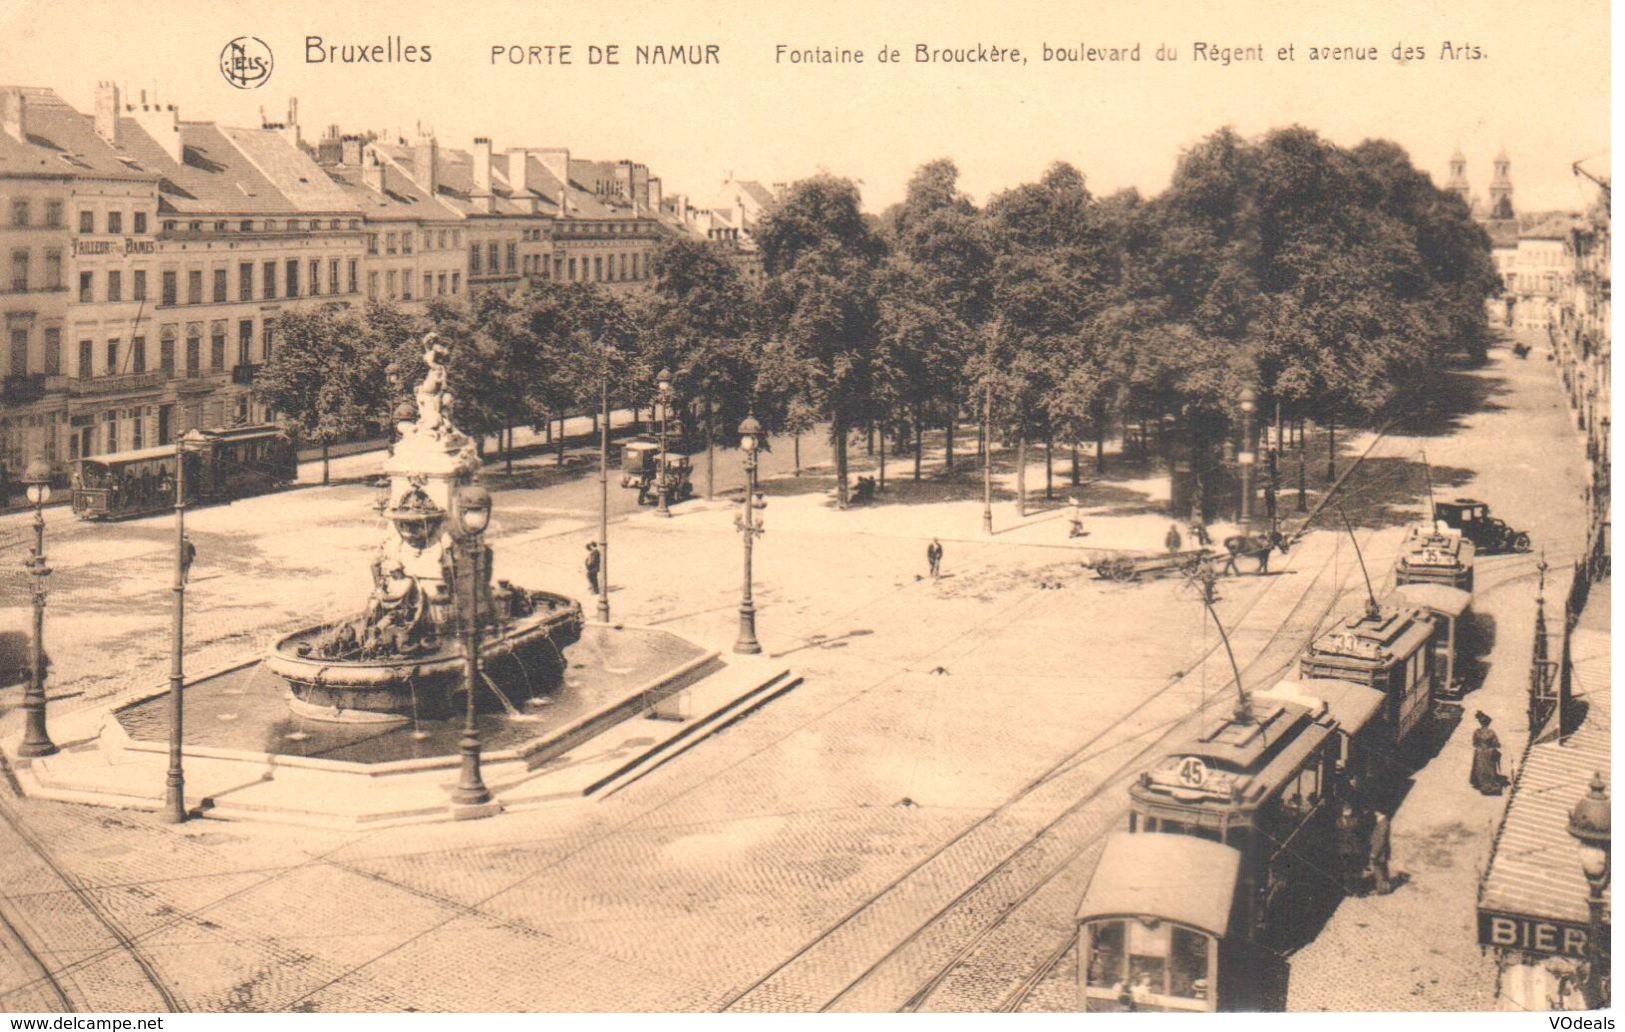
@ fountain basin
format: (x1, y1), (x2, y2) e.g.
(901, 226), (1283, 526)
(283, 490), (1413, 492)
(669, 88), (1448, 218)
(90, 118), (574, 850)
(266, 591), (584, 724)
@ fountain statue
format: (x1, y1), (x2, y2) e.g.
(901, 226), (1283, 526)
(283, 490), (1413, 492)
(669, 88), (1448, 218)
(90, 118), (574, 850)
(265, 334), (583, 723)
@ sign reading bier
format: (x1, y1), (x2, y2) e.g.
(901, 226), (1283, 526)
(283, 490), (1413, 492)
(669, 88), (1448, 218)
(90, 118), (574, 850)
(1477, 909), (1607, 958)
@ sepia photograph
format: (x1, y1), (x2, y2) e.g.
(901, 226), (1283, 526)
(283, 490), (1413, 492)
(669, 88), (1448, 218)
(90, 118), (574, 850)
(0, 0), (1611, 1017)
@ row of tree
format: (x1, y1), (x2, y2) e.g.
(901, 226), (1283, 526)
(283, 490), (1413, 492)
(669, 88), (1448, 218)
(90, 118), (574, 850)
(256, 125), (1501, 504)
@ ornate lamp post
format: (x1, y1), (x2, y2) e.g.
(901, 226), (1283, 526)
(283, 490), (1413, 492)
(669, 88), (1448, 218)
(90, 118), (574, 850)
(734, 415), (765, 655)
(1568, 772), (1611, 1008)
(164, 431), (203, 823)
(656, 366), (673, 518)
(451, 483), (494, 808)
(18, 458), (57, 758)
(1237, 387), (1257, 534)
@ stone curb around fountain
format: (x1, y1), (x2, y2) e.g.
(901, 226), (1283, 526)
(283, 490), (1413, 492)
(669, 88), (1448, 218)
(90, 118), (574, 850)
(4, 628), (797, 829)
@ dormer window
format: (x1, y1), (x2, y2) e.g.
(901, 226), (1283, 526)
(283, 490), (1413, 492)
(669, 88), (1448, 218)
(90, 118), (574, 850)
(241, 220), (254, 231)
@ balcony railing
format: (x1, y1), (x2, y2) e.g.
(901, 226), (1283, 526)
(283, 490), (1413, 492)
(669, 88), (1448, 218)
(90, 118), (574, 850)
(231, 363), (261, 385)
(1, 374), (49, 403)
(60, 370), (169, 397)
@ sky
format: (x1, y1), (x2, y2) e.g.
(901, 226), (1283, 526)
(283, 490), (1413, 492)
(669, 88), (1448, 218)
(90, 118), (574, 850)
(0, 0), (1609, 214)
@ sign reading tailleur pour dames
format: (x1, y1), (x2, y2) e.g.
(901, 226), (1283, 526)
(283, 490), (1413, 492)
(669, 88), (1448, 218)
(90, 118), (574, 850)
(1477, 909), (1605, 958)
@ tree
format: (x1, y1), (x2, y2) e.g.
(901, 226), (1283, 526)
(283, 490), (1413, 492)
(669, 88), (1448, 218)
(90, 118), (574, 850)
(645, 237), (757, 497)
(756, 175), (888, 508)
(879, 159), (996, 479)
(253, 308), (390, 484)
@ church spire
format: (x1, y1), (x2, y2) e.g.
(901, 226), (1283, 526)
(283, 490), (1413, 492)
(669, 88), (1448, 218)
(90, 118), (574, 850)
(1489, 147), (1513, 219)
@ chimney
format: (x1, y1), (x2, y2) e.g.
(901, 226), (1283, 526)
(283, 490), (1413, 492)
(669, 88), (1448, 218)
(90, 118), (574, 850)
(362, 155), (384, 193)
(536, 147), (570, 187)
(557, 187), (569, 219)
(472, 137), (493, 195)
(341, 134), (363, 166)
(506, 148), (538, 214)
(284, 97), (301, 146)
(648, 176), (663, 212)
(772, 182), (788, 201)
(94, 82), (121, 147)
(132, 94), (183, 164)
(631, 164), (650, 212)
(614, 161), (634, 203)
(412, 133), (438, 195)
(0, 89), (25, 144)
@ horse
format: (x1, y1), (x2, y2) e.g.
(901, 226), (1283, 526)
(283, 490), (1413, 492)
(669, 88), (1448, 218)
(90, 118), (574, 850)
(1222, 529), (1289, 575)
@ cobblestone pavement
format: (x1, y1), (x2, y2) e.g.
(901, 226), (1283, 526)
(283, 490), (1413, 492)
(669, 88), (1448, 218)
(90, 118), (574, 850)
(0, 338), (1584, 1012)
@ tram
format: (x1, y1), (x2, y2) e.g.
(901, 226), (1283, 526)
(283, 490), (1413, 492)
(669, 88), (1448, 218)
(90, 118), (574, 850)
(1081, 686), (1379, 1011)
(1390, 582), (1474, 702)
(1393, 523), (1475, 591)
(71, 424), (296, 520)
(1298, 601), (1436, 754)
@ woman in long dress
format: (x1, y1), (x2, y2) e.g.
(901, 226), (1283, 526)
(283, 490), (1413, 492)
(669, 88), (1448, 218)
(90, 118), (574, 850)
(1470, 711), (1504, 793)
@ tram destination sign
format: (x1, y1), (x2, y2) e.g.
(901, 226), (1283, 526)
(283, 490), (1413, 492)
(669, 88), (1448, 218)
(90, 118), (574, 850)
(1477, 909), (1605, 958)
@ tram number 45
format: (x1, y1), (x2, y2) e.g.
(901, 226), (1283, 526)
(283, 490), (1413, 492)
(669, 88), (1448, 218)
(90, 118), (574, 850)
(1177, 757), (1209, 788)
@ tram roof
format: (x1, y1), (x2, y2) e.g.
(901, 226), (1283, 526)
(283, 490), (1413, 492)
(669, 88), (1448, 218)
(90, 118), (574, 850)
(1261, 679), (1387, 738)
(1306, 604), (1434, 666)
(1139, 702), (1333, 807)
(77, 425), (286, 466)
(1077, 833), (1241, 937)
(1390, 583), (1473, 618)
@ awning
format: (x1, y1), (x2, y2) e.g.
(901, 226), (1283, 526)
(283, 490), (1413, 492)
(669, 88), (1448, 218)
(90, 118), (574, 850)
(1078, 832), (1241, 937)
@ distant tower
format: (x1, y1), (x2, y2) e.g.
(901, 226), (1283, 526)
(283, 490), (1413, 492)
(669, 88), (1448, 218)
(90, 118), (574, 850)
(1445, 145), (1471, 206)
(1488, 147), (1514, 219)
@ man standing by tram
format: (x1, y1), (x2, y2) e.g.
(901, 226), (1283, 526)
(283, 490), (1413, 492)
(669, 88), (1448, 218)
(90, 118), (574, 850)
(1336, 803), (1367, 896)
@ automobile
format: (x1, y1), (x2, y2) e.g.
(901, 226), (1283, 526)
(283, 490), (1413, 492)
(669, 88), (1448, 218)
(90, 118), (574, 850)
(619, 438), (694, 506)
(1433, 498), (1531, 555)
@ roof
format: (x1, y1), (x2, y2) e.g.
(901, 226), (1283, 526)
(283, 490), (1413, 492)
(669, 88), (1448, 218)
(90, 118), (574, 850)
(1077, 833), (1241, 937)
(219, 126), (355, 212)
(115, 119), (296, 214)
(1305, 605), (1435, 670)
(1391, 583), (1473, 618)
(1260, 679), (1387, 738)
(1520, 212), (1579, 241)
(324, 163), (460, 222)
(0, 87), (153, 180)
(1479, 618), (1610, 929)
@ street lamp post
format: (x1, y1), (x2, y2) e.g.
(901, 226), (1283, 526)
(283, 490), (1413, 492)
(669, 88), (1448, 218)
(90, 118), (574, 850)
(734, 415), (764, 655)
(452, 484), (493, 808)
(597, 346), (612, 623)
(163, 433), (195, 823)
(18, 459), (57, 758)
(656, 367), (673, 518)
(1238, 387), (1257, 534)
(1568, 772), (1611, 1009)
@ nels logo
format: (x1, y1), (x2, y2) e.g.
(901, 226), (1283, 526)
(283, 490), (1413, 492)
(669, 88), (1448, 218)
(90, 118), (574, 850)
(220, 37), (274, 89)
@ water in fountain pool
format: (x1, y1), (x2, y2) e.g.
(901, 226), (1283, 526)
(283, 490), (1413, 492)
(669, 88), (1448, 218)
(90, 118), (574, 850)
(113, 627), (707, 764)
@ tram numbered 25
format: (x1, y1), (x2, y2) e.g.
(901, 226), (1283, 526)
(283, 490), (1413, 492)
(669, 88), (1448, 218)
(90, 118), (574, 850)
(1077, 599), (1448, 1011)
(70, 424), (296, 520)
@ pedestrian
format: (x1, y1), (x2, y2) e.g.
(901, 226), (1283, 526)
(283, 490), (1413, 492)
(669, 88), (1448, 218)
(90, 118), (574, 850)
(1068, 497), (1085, 538)
(927, 538), (943, 579)
(1470, 711), (1506, 794)
(1336, 802), (1366, 896)
(1165, 523), (1183, 554)
(1367, 809), (1393, 895)
(584, 541), (602, 595)
(180, 533), (197, 585)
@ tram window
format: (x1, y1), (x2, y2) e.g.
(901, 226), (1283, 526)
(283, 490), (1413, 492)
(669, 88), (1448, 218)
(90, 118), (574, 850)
(1168, 926), (1210, 1000)
(1085, 920), (1124, 988)
(1160, 819), (1222, 844)
(1127, 919), (1170, 989)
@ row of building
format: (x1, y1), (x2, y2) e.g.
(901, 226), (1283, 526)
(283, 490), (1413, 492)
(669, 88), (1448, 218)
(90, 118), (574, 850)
(0, 84), (784, 481)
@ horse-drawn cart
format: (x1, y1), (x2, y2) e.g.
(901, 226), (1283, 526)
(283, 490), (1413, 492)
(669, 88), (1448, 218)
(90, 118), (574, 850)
(1089, 548), (1214, 583)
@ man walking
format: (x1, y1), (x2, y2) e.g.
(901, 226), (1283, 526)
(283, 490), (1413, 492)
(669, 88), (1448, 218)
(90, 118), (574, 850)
(180, 534), (197, 586)
(585, 541), (602, 595)
(1336, 803), (1366, 896)
(1068, 497), (1085, 538)
(927, 538), (944, 579)
(1165, 523), (1183, 554)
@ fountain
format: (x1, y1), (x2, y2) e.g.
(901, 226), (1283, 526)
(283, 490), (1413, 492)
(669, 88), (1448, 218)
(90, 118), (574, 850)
(263, 335), (584, 723)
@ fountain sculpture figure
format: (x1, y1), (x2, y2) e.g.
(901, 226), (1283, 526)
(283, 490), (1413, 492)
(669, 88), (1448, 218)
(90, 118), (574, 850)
(266, 335), (584, 722)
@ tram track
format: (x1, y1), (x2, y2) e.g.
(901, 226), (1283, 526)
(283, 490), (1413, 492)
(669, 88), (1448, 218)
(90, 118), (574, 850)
(0, 791), (183, 1013)
(736, 417), (1454, 1014)
(894, 451), (1562, 1014)
(720, 449), (1384, 1011)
